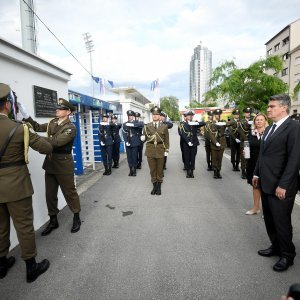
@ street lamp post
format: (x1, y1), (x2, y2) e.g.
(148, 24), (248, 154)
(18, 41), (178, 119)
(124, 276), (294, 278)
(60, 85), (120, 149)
(83, 32), (95, 97)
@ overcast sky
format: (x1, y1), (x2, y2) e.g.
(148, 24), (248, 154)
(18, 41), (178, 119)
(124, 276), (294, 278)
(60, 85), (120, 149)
(0, 0), (299, 108)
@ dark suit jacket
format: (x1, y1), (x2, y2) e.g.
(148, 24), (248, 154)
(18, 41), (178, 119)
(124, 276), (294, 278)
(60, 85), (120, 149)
(254, 117), (300, 196)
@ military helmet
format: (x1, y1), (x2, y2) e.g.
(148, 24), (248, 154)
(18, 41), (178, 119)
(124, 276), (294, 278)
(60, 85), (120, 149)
(127, 110), (135, 116)
(213, 109), (222, 115)
(0, 83), (11, 101)
(150, 106), (161, 115)
(57, 98), (75, 112)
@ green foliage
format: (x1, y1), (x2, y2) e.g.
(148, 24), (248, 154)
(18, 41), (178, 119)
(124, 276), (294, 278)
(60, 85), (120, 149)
(160, 96), (180, 121)
(205, 56), (288, 113)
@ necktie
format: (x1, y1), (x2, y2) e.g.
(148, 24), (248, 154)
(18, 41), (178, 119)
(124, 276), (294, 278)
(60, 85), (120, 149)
(266, 124), (277, 140)
(154, 123), (157, 129)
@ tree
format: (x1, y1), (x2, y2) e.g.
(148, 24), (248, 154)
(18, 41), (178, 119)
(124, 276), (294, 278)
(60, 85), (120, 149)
(205, 56), (288, 112)
(160, 96), (180, 121)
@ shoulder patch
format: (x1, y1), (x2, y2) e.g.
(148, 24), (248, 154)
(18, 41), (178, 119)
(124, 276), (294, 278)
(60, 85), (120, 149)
(65, 128), (73, 135)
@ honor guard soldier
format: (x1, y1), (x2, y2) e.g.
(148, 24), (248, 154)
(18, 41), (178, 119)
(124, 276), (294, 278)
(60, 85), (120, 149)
(0, 84), (52, 282)
(203, 111), (213, 171)
(98, 114), (113, 175)
(122, 110), (144, 176)
(111, 115), (122, 168)
(160, 111), (173, 170)
(291, 113), (300, 122)
(142, 106), (169, 195)
(18, 98), (82, 235)
(207, 109), (227, 179)
(178, 110), (206, 178)
(228, 109), (241, 171)
(178, 111), (187, 169)
(238, 107), (253, 179)
(135, 112), (144, 169)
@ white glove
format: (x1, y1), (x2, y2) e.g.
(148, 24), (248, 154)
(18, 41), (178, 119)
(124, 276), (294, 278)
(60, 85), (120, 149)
(126, 142), (130, 146)
(126, 122), (134, 127)
(17, 102), (29, 119)
(216, 142), (221, 147)
(235, 138), (241, 143)
(100, 122), (109, 125)
(188, 142), (193, 147)
(100, 141), (105, 146)
(188, 121), (199, 126)
(164, 152), (168, 157)
(216, 122), (226, 126)
(140, 135), (146, 142)
(248, 120), (253, 125)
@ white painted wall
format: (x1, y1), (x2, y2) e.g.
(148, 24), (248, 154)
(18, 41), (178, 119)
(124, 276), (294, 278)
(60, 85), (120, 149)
(0, 38), (71, 249)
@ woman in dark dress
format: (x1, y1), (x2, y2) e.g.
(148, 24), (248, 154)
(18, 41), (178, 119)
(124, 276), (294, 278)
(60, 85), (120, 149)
(245, 113), (268, 215)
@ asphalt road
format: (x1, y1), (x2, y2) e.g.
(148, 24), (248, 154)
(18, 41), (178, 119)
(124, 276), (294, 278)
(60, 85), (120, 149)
(1, 125), (300, 300)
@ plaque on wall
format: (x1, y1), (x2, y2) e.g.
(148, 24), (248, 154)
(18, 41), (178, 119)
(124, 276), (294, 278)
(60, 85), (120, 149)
(33, 85), (58, 117)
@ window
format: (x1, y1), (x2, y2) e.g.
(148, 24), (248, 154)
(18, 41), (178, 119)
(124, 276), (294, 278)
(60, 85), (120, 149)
(282, 37), (289, 46)
(282, 53), (289, 61)
(296, 56), (300, 65)
(282, 68), (288, 76)
(267, 48), (272, 56)
(274, 43), (280, 51)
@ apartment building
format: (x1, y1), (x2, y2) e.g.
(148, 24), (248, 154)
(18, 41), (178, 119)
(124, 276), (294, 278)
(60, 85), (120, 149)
(265, 19), (300, 112)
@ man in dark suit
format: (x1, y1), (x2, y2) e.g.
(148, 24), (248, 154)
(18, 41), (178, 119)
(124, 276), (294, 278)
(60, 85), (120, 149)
(253, 94), (300, 272)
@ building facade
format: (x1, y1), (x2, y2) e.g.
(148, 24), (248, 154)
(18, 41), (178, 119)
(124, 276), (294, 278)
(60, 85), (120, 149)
(265, 19), (300, 112)
(189, 43), (212, 104)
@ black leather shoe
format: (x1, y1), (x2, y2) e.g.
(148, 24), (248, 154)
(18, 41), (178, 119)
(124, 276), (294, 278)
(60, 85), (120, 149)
(132, 168), (137, 176)
(190, 170), (194, 178)
(136, 164), (141, 169)
(258, 247), (280, 257)
(151, 183), (157, 195)
(41, 217), (59, 236)
(241, 171), (246, 179)
(71, 214), (81, 233)
(217, 171), (222, 179)
(128, 168), (133, 176)
(26, 259), (50, 283)
(0, 256), (16, 279)
(273, 257), (293, 272)
(213, 170), (218, 179)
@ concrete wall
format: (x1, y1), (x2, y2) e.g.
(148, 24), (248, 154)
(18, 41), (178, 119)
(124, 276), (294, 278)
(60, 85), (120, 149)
(0, 38), (71, 249)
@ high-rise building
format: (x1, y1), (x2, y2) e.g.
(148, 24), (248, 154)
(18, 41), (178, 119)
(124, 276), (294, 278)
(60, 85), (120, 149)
(265, 19), (300, 113)
(189, 43), (212, 104)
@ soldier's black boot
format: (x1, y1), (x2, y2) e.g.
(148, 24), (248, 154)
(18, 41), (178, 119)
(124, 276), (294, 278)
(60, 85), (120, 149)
(207, 164), (213, 171)
(235, 163), (240, 171)
(132, 167), (137, 176)
(107, 167), (112, 175)
(136, 163), (141, 169)
(186, 169), (191, 178)
(112, 161), (119, 168)
(156, 182), (162, 195)
(103, 166), (108, 175)
(217, 170), (222, 179)
(241, 170), (246, 179)
(151, 182), (157, 195)
(213, 170), (218, 179)
(41, 215), (59, 236)
(25, 257), (50, 283)
(128, 167), (133, 176)
(190, 170), (194, 178)
(71, 213), (81, 233)
(232, 163), (236, 171)
(0, 256), (16, 279)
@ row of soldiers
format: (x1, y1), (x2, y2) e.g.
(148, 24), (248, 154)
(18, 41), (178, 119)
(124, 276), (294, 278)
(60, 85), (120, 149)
(178, 107), (254, 179)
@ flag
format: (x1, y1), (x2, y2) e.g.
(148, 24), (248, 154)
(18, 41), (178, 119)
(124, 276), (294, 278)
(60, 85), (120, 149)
(92, 76), (100, 84)
(150, 79), (159, 91)
(8, 90), (17, 120)
(100, 78), (106, 95)
(107, 80), (114, 88)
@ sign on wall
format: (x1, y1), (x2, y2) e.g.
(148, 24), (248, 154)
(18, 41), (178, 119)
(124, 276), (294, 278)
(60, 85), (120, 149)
(33, 85), (58, 117)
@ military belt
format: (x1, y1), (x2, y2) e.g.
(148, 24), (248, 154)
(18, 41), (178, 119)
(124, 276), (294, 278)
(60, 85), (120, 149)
(0, 160), (26, 169)
(52, 149), (72, 154)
